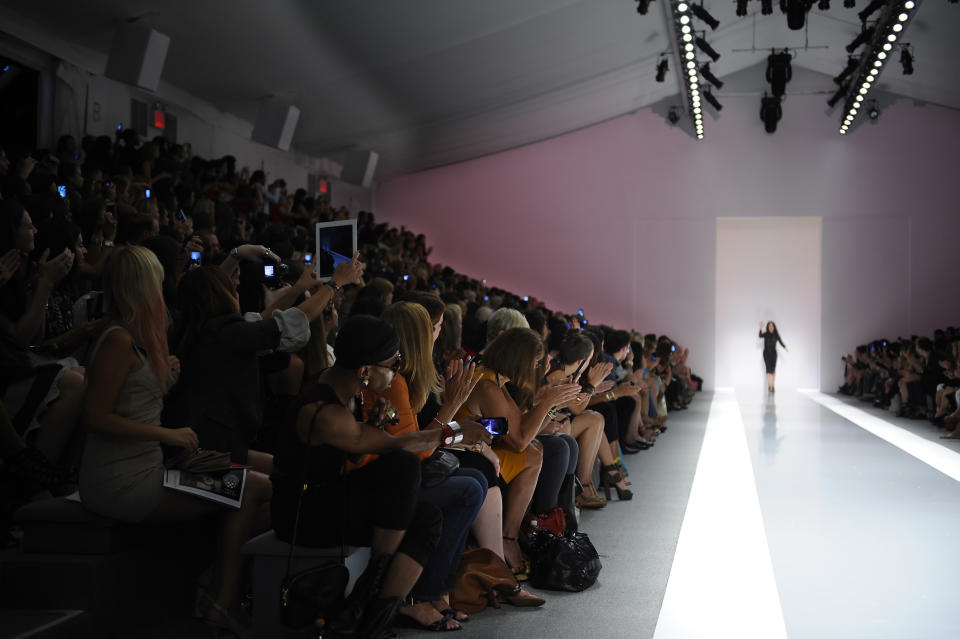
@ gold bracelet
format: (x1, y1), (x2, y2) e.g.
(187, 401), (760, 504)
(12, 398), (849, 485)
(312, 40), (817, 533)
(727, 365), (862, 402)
(605, 391), (615, 401)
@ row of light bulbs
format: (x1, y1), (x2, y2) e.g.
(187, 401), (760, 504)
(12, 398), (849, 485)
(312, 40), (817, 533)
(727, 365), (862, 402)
(675, 2), (705, 139)
(840, 1), (916, 135)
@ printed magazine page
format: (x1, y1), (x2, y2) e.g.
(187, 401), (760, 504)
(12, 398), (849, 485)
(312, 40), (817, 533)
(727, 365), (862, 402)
(163, 467), (247, 509)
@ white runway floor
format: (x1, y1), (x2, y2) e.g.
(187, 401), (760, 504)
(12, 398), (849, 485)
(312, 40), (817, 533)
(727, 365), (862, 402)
(405, 389), (960, 639)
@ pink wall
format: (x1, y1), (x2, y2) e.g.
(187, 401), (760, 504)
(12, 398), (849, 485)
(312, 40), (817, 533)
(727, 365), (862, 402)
(375, 91), (960, 389)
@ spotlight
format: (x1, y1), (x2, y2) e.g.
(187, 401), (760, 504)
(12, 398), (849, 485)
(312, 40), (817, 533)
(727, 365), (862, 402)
(700, 63), (724, 89)
(636, 0), (652, 14)
(691, 5), (720, 30)
(867, 100), (879, 119)
(857, 0), (886, 23)
(762, 0), (774, 14)
(695, 37), (721, 62)
(844, 0), (855, 7)
(703, 88), (723, 111)
(786, 0), (810, 30)
(668, 106), (681, 124)
(656, 57), (669, 82)
(827, 83), (848, 108)
(900, 44), (914, 75)
(766, 51), (792, 97)
(760, 94), (782, 133)
(833, 57), (859, 86)
(818, 0), (830, 9)
(846, 27), (875, 53)
(737, 0), (749, 16)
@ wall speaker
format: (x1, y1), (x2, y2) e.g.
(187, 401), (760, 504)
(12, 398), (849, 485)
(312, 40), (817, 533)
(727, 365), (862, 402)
(251, 99), (300, 151)
(340, 150), (379, 188)
(104, 24), (170, 92)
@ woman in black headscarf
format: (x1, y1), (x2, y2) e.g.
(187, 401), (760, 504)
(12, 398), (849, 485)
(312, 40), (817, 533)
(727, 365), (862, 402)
(759, 321), (788, 393)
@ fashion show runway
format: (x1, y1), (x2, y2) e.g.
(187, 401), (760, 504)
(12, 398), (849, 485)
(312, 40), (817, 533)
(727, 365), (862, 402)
(407, 390), (960, 639)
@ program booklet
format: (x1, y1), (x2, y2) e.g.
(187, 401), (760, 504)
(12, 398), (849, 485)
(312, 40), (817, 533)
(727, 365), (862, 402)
(163, 467), (247, 509)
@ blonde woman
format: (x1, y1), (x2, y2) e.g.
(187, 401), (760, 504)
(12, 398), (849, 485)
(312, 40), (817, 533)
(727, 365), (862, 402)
(80, 246), (271, 635)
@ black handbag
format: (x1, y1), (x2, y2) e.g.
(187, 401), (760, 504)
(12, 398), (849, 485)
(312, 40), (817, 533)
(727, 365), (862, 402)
(279, 406), (350, 629)
(527, 529), (602, 592)
(420, 449), (460, 488)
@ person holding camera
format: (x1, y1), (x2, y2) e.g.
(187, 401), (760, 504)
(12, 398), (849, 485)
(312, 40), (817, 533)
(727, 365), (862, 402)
(169, 249), (365, 470)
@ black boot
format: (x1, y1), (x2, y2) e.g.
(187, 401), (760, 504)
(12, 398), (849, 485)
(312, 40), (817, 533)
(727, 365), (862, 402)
(327, 553), (393, 636)
(558, 474), (578, 534)
(355, 596), (402, 639)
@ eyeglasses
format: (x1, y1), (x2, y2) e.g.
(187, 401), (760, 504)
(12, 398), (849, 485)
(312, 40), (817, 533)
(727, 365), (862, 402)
(376, 353), (403, 373)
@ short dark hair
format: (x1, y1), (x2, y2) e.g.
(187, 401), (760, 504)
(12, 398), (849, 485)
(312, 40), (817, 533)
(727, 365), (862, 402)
(603, 330), (631, 355)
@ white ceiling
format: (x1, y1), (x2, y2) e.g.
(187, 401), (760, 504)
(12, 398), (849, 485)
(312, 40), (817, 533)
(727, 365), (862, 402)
(1, 0), (957, 179)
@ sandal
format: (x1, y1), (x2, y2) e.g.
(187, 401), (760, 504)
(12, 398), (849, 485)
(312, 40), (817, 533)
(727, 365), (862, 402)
(495, 584), (545, 608)
(503, 536), (530, 582)
(198, 590), (250, 639)
(436, 608), (468, 623)
(396, 602), (460, 632)
(600, 464), (633, 501)
(575, 482), (607, 509)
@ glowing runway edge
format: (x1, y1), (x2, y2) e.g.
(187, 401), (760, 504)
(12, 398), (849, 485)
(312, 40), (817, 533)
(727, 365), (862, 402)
(652, 390), (788, 639)
(801, 390), (960, 483)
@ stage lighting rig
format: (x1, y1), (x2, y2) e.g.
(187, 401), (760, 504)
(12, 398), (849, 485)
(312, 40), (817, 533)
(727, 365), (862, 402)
(696, 36), (721, 62)
(760, 94), (782, 133)
(867, 100), (879, 119)
(766, 50), (792, 97)
(833, 56), (859, 86)
(655, 56), (669, 82)
(786, 0), (811, 30)
(737, 0), (749, 16)
(762, 0), (774, 14)
(827, 83), (849, 108)
(703, 88), (723, 111)
(846, 26), (875, 53)
(818, 0), (830, 9)
(858, 0), (886, 23)
(636, 0), (653, 14)
(667, 2), (707, 139)
(844, 0), (855, 8)
(691, 4), (720, 30)
(700, 62), (724, 89)
(668, 106), (681, 124)
(900, 44), (914, 75)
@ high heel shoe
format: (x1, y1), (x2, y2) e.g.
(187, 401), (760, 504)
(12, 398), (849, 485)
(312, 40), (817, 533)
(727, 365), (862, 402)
(575, 481), (607, 509)
(495, 584), (545, 608)
(197, 590), (251, 639)
(599, 464), (633, 501)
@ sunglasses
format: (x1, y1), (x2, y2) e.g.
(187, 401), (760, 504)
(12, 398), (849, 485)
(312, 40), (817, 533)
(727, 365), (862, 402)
(376, 353), (403, 373)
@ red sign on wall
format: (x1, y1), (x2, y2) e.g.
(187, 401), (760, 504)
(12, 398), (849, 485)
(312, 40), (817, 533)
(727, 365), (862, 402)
(153, 111), (165, 129)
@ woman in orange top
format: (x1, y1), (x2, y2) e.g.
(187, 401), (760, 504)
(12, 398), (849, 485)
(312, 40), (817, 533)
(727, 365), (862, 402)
(457, 327), (580, 573)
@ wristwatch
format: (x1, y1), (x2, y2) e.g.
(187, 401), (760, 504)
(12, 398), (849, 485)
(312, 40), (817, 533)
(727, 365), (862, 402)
(326, 280), (342, 293)
(440, 421), (463, 447)
(230, 247), (239, 258)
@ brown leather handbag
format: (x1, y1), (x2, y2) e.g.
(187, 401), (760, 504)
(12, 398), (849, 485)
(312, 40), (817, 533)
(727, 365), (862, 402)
(451, 548), (524, 613)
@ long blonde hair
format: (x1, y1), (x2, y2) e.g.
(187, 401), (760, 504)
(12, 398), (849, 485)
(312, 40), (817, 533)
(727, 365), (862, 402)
(102, 246), (170, 385)
(381, 302), (439, 412)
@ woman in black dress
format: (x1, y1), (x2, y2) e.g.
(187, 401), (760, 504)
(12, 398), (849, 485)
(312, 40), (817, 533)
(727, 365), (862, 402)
(759, 321), (788, 393)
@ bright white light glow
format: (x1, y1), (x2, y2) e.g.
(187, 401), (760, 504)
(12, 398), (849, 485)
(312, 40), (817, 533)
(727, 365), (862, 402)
(888, 34), (898, 42)
(874, 60), (883, 67)
(697, 134), (704, 139)
(690, 79), (698, 87)
(683, 33), (693, 42)
(686, 52), (695, 60)
(855, 95), (864, 102)
(680, 16), (690, 25)
(802, 392), (960, 483)
(653, 391), (788, 639)
(678, 2), (689, 11)
(893, 24), (903, 32)
(904, 1), (915, 9)
(859, 87), (868, 94)
(693, 107), (701, 114)
(685, 44), (695, 52)
(877, 52), (887, 60)
(899, 12), (909, 21)
(870, 68), (879, 75)
(883, 43), (893, 51)
(682, 25), (691, 34)
(687, 61), (696, 69)
(688, 68), (698, 76)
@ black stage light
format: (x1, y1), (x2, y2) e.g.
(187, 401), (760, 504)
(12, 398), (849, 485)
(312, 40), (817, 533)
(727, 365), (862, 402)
(844, 0), (855, 8)
(868, 100), (879, 119)
(704, 88), (723, 111)
(857, 0), (886, 23)
(818, 0), (830, 9)
(636, 0), (652, 14)
(762, 0), (774, 14)
(668, 106), (680, 124)
(827, 83), (848, 108)
(833, 56), (859, 86)
(695, 37), (721, 62)
(900, 46), (914, 75)
(760, 94), (782, 133)
(786, 0), (809, 30)
(691, 5), (720, 30)
(846, 27), (875, 53)
(766, 51), (793, 97)
(737, 0), (749, 16)
(700, 62), (724, 89)
(656, 57), (669, 82)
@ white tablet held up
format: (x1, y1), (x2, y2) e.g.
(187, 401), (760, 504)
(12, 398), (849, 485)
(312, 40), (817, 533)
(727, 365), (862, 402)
(314, 219), (358, 281)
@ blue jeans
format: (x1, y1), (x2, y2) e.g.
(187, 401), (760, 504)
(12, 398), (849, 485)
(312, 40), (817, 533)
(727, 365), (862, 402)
(411, 467), (486, 599)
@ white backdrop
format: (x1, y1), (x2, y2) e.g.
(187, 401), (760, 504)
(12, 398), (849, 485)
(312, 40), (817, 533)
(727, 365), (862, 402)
(715, 217), (821, 390)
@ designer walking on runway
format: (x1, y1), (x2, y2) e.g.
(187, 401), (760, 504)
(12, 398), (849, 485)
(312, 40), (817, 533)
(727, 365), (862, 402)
(759, 321), (788, 393)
